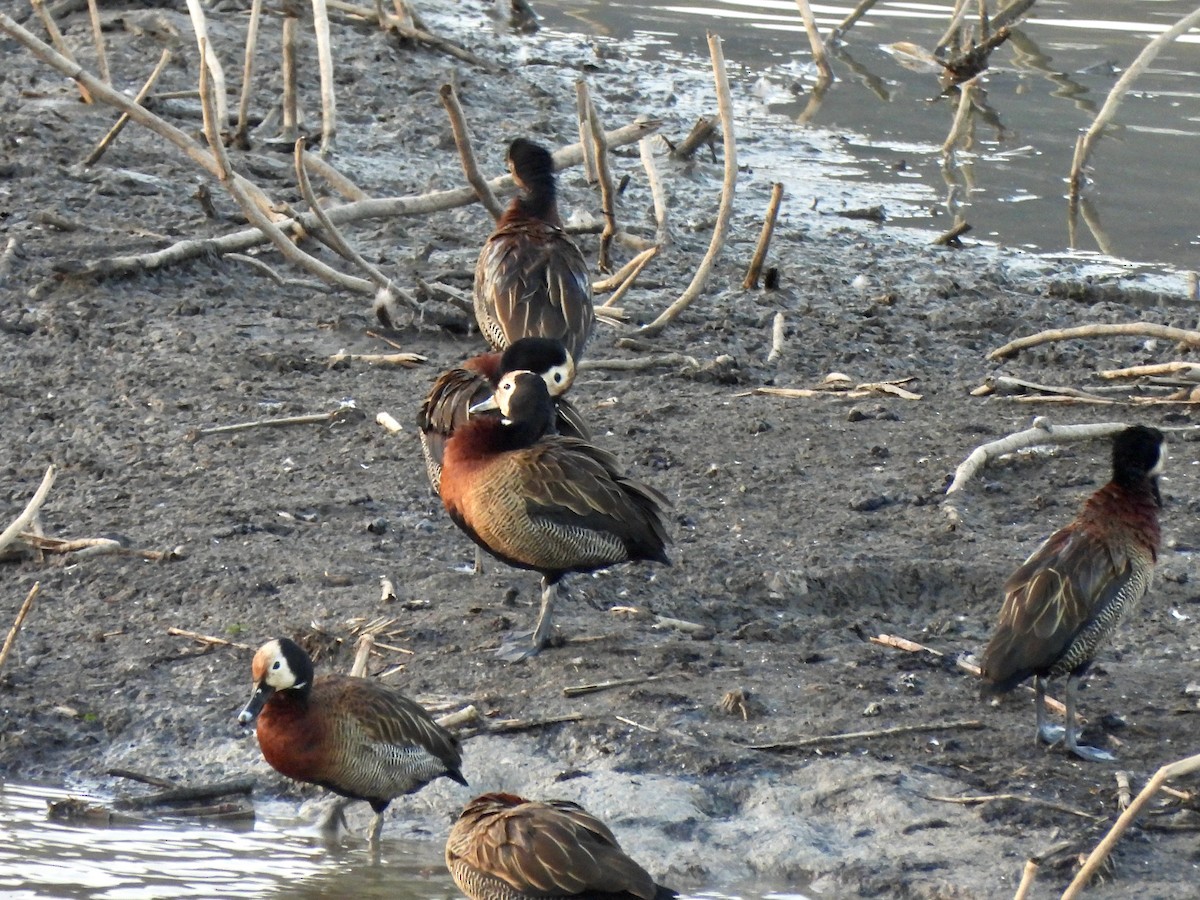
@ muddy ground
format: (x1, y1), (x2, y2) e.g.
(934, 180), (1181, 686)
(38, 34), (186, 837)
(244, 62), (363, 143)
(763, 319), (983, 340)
(3, 2), (1200, 898)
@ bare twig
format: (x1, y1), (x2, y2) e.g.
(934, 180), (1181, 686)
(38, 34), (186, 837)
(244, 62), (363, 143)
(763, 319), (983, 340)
(85, 0), (109, 85)
(302, 151), (369, 201)
(827, 0), (882, 45)
(563, 675), (674, 698)
(327, 350), (425, 366)
(391, 21), (499, 73)
(84, 49), (173, 167)
(439, 83), (503, 220)
(750, 719), (985, 751)
(29, 0), (91, 102)
(185, 0), (228, 134)
(989, 323), (1200, 360)
(311, 0), (337, 154)
(583, 87), (619, 272)
(436, 704), (480, 729)
(933, 220), (972, 247)
(1070, 7), (1200, 195)
(0, 466), (56, 558)
(114, 777), (256, 810)
(186, 403), (364, 441)
(1013, 859), (1039, 900)
(281, 11), (300, 143)
(635, 32), (736, 337)
(601, 246), (658, 310)
(472, 713), (585, 736)
(234, 0), (264, 147)
(743, 182), (784, 289)
(167, 627), (254, 651)
(578, 352), (697, 372)
(593, 247), (657, 294)
(1063, 752), (1200, 900)
(935, 0), (972, 57)
(0, 583), (40, 672)
(1099, 362), (1200, 381)
(108, 768), (177, 789)
(794, 0), (833, 83)
(18, 534), (182, 561)
(927, 792), (1099, 820)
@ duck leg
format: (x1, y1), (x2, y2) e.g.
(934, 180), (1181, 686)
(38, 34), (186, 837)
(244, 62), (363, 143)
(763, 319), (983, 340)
(495, 576), (560, 662)
(473, 546), (484, 575)
(1063, 673), (1117, 763)
(317, 797), (352, 838)
(367, 809), (385, 844)
(1034, 676), (1065, 745)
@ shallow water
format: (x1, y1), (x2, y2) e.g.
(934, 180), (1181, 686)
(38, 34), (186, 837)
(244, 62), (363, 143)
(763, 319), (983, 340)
(0, 783), (810, 900)
(536, 0), (1200, 269)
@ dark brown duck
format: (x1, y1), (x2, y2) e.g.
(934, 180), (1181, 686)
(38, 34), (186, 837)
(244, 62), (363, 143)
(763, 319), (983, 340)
(980, 425), (1165, 762)
(439, 370), (670, 660)
(445, 792), (677, 900)
(237, 637), (467, 840)
(474, 138), (594, 362)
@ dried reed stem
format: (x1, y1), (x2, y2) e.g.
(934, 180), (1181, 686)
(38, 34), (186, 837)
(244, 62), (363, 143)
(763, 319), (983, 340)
(601, 246), (657, 309)
(575, 80), (598, 183)
(349, 633), (374, 677)
(234, 0), (264, 148)
(439, 83), (503, 219)
(1070, 7), (1200, 194)
(1012, 860), (1038, 900)
(185, 0), (228, 132)
(767, 312), (785, 363)
(302, 151), (368, 201)
(281, 12), (300, 143)
(0, 583), (40, 673)
(743, 182), (784, 289)
(1062, 752), (1200, 900)
(85, 0), (109, 85)
(639, 136), (669, 246)
(311, 0), (337, 154)
(84, 49), (172, 167)
(828, 0), (881, 45)
(635, 33), (736, 337)
(29, 0), (91, 102)
(794, 0), (832, 83)
(593, 247), (657, 293)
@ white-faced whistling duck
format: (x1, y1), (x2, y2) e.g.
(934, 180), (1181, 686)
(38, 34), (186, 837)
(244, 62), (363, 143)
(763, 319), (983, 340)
(439, 370), (670, 661)
(418, 337), (590, 495)
(237, 637), (467, 841)
(474, 137), (594, 362)
(980, 425), (1165, 762)
(445, 793), (677, 900)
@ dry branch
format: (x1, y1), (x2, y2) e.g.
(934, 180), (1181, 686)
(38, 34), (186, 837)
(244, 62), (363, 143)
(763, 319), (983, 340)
(0, 583), (40, 673)
(439, 83), (503, 220)
(185, 0), (229, 133)
(186, 403), (365, 441)
(671, 116), (717, 161)
(84, 49), (173, 167)
(933, 220), (972, 247)
(751, 719), (985, 751)
(578, 352), (698, 372)
(927, 792), (1099, 820)
(574, 81), (598, 183)
(743, 182), (784, 289)
(29, 0), (91, 103)
(1013, 859), (1038, 900)
(827, 0), (882, 45)
(1062, 752), (1200, 900)
(943, 78), (978, 152)
(1070, 7), (1200, 194)
(18, 534), (182, 562)
(349, 633), (374, 677)
(639, 136), (669, 245)
(583, 87), (619, 272)
(391, 21), (499, 73)
(114, 777), (255, 810)
(327, 350), (425, 366)
(436, 704), (480, 729)
(234, 0), (265, 147)
(563, 675), (671, 698)
(601, 247), (658, 310)
(0, 465), (56, 558)
(167, 627), (254, 651)
(311, 0), (337, 154)
(767, 312), (785, 363)
(1099, 362), (1200, 381)
(945, 419), (1129, 496)
(635, 32), (736, 338)
(85, 0), (108, 85)
(989, 322), (1200, 360)
(593, 248), (656, 293)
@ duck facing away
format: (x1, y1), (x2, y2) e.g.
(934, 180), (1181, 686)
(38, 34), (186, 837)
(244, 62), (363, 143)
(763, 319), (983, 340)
(237, 637), (467, 841)
(439, 370), (670, 661)
(418, 337), (590, 495)
(980, 425), (1165, 762)
(446, 793), (677, 900)
(474, 137), (594, 361)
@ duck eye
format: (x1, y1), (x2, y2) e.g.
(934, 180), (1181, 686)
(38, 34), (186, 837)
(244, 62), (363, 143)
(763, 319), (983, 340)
(554, 373), (564, 383)
(272, 661), (281, 670)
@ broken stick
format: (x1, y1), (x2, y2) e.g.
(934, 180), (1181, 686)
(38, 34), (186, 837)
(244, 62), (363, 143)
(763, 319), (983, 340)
(750, 719), (985, 751)
(743, 182), (784, 289)
(0, 465), (56, 558)
(989, 322), (1200, 361)
(0, 583), (40, 672)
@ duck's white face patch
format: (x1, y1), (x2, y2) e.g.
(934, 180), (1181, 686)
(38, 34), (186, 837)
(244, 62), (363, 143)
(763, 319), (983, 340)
(542, 358), (575, 397)
(1150, 441), (1166, 477)
(251, 639), (298, 690)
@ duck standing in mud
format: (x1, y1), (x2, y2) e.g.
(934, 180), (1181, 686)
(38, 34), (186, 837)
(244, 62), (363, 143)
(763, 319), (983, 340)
(980, 425), (1164, 762)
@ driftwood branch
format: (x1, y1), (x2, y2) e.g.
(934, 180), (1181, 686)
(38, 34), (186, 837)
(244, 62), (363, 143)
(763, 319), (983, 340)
(583, 87), (619, 272)
(0, 465), (56, 558)
(794, 0), (833, 83)
(1062, 752), (1200, 900)
(1070, 7), (1200, 194)
(670, 116), (717, 161)
(635, 33), (736, 337)
(639, 136), (669, 246)
(743, 182), (784, 289)
(989, 323), (1200, 360)
(440, 83), (503, 220)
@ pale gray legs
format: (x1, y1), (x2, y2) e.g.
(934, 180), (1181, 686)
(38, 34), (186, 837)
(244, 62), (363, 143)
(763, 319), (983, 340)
(1034, 674), (1116, 763)
(495, 576), (559, 662)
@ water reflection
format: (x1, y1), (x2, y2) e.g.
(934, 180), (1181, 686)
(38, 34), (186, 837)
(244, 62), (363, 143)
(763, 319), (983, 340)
(0, 783), (454, 899)
(536, 0), (1200, 266)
